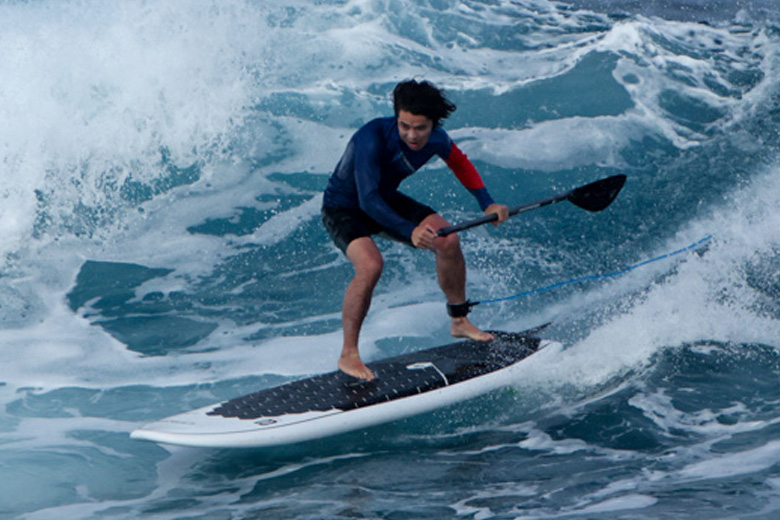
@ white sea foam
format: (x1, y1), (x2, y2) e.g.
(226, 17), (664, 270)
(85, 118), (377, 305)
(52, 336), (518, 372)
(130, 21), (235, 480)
(0, 1), (275, 257)
(506, 160), (780, 397)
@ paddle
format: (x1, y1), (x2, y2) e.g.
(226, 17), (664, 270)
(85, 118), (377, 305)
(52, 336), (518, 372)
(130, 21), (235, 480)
(437, 174), (626, 237)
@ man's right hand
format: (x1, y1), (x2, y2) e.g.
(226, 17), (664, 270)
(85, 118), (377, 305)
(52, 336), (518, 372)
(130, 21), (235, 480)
(411, 224), (438, 249)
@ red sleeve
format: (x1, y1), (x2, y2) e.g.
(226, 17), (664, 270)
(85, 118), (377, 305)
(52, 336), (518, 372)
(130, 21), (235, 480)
(445, 142), (485, 190)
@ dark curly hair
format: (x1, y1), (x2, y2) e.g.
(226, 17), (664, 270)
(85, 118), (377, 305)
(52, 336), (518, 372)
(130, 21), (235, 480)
(393, 79), (456, 127)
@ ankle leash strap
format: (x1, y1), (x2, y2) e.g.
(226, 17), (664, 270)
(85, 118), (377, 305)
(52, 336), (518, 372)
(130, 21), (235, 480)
(446, 300), (479, 318)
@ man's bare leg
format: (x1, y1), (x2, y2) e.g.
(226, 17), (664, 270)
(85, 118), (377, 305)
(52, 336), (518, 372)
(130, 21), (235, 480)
(419, 214), (493, 342)
(338, 237), (383, 380)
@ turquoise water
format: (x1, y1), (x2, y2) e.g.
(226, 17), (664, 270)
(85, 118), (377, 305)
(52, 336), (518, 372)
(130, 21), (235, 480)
(2, 1), (780, 518)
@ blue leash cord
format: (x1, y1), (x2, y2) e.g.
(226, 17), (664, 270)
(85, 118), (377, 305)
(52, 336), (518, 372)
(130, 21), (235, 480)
(476, 235), (714, 306)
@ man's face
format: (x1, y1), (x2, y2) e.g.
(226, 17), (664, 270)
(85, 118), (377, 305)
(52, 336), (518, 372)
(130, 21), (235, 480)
(397, 110), (434, 151)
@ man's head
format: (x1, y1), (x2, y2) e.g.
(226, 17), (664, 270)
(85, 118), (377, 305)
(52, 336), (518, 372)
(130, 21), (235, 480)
(393, 80), (456, 151)
(393, 79), (456, 127)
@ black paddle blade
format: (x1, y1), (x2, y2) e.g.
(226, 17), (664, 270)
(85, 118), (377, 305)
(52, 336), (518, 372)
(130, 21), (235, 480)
(567, 174), (626, 212)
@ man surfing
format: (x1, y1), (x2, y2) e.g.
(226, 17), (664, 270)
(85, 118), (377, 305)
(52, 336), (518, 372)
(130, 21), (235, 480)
(322, 80), (509, 380)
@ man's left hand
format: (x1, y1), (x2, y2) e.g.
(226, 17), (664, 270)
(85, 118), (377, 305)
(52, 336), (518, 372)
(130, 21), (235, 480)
(484, 203), (510, 226)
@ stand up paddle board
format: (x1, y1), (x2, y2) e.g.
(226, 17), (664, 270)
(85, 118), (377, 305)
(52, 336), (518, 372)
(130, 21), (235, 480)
(131, 328), (556, 448)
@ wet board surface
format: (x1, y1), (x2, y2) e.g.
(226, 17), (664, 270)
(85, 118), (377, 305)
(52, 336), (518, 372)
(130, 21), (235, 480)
(131, 328), (556, 448)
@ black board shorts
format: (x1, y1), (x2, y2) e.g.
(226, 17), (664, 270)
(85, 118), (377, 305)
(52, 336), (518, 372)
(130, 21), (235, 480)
(322, 192), (436, 254)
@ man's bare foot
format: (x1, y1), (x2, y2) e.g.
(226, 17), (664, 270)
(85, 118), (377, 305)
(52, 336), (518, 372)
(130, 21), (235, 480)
(451, 317), (494, 342)
(338, 351), (376, 381)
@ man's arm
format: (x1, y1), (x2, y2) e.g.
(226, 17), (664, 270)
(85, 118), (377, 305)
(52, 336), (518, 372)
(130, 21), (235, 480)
(445, 142), (509, 226)
(353, 131), (417, 238)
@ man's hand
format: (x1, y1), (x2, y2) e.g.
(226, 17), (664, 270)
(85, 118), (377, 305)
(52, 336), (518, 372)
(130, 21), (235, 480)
(411, 224), (438, 249)
(484, 203), (510, 226)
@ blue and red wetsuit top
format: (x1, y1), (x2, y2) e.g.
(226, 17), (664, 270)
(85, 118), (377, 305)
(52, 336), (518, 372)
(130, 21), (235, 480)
(323, 116), (495, 239)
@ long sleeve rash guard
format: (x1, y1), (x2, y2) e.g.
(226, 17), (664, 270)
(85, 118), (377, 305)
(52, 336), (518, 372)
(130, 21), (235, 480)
(323, 117), (495, 239)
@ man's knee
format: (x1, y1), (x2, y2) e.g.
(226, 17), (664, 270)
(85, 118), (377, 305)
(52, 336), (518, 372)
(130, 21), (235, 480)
(347, 240), (384, 284)
(358, 253), (384, 281)
(435, 232), (461, 257)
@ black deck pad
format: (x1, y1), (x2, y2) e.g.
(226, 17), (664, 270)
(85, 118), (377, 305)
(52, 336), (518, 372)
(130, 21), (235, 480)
(208, 330), (545, 420)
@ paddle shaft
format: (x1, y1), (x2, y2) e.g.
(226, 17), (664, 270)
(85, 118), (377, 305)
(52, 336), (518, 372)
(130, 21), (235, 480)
(437, 192), (569, 237)
(436, 174), (626, 237)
